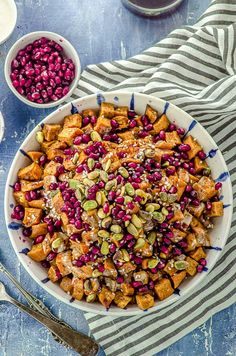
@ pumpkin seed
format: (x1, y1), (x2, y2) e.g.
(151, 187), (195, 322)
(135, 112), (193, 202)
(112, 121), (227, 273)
(145, 148), (155, 158)
(112, 233), (124, 241)
(91, 131), (102, 142)
(153, 211), (165, 223)
(148, 259), (159, 269)
(92, 269), (103, 278)
(131, 214), (143, 229)
(86, 293), (97, 303)
(72, 152), (79, 164)
(121, 249), (130, 262)
(127, 223), (139, 237)
(36, 131), (44, 143)
(125, 183), (135, 196)
(161, 207), (169, 216)
(101, 241), (109, 255)
(110, 224), (122, 234)
(87, 158), (95, 170)
(100, 170), (108, 182)
(134, 238), (145, 250)
(118, 167), (129, 178)
(103, 159), (111, 172)
(83, 200), (98, 211)
(98, 208), (107, 219)
(174, 260), (188, 270)
(68, 179), (80, 189)
(98, 230), (110, 239)
(159, 192), (168, 202)
(88, 170), (100, 180)
(148, 231), (156, 245)
(105, 179), (116, 191)
(83, 178), (95, 187)
(168, 194), (177, 203)
(101, 217), (112, 228)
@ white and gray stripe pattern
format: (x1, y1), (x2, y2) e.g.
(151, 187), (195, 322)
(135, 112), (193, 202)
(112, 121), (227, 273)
(68, 1), (236, 354)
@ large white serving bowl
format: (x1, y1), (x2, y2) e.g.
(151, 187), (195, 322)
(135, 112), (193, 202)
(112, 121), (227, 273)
(4, 92), (233, 316)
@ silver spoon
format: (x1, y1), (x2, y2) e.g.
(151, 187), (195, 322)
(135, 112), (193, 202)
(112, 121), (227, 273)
(0, 281), (99, 356)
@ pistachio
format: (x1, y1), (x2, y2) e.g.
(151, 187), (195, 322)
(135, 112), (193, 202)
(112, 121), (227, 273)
(101, 241), (109, 255)
(72, 152), (79, 164)
(91, 131), (102, 142)
(75, 189), (82, 201)
(36, 131), (44, 143)
(161, 207), (169, 216)
(112, 233), (124, 241)
(203, 167), (211, 176)
(110, 224), (122, 234)
(68, 179), (80, 189)
(100, 170), (108, 182)
(92, 269), (103, 278)
(174, 260), (188, 270)
(135, 189), (148, 204)
(127, 223), (139, 237)
(152, 211), (165, 223)
(52, 237), (64, 252)
(87, 158), (95, 170)
(120, 186), (126, 196)
(124, 221), (130, 227)
(88, 170), (100, 180)
(124, 195), (133, 204)
(83, 200), (98, 211)
(96, 191), (102, 205)
(98, 230), (110, 239)
(162, 162), (169, 167)
(159, 192), (168, 202)
(139, 210), (152, 221)
(168, 194), (177, 203)
(101, 217), (112, 228)
(50, 190), (59, 198)
(121, 249), (130, 262)
(148, 231), (156, 245)
(145, 148), (155, 158)
(118, 167), (129, 178)
(145, 203), (160, 212)
(148, 259), (159, 269)
(125, 183), (135, 196)
(100, 191), (107, 205)
(134, 237), (145, 250)
(83, 178), (95, 187)
(131, 214), (143, 229)
(98, 208), (107, 219)
(86, 293), (97, 303)
(105, 179), (116, 191)
(103, 159), (111, 172)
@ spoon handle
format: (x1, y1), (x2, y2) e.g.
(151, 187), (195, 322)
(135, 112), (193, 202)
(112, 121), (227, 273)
(6, 295), (99, 356)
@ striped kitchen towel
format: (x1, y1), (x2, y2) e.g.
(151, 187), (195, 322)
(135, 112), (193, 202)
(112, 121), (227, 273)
(69, 0), (236, 355)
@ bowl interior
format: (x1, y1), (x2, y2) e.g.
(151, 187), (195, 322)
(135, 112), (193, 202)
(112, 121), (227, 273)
(5, 92), (233, 316)
(0, 0), (17, 45)
(4, 31), (81, 108)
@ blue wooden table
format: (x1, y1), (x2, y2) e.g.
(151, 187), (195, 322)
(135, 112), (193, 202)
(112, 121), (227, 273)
(0, 0), (235, 355)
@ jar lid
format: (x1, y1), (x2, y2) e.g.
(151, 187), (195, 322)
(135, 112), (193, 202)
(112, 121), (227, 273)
(121, 0), (184, 17)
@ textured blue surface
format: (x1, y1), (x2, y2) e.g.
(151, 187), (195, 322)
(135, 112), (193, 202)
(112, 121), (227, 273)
(0, 0), (235, 355)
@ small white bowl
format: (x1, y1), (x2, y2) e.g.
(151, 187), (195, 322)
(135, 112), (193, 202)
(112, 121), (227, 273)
(0, 0), (17, 45)
(4, 31), (81, 108)
(5, 92), (233, 316)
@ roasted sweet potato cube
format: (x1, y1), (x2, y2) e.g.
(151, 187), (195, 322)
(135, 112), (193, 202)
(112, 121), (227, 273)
(172, 228), (187, 243)
(113, 116), (129, 130)
(103, 258), (118, 278)
(28, 241), (51, 262)
(154, 278), (174, 300)
(121, 283), (134, 296)
(64, 114), (82, 128)
(48, 265), (61, 282)
(58, 127), (83, 145)
(72, 278), (84, 300)
(82, 123), (93, 133)
(48, 140), (67, 151)
(56, 251), (72, 276)
(52, 191), (64, 215)
(136, 294), (154, 310)
(145, 104), (158, 123)
(193, 176), (217, 201)
(63, 224), (82, 236)
(18, 163), (42, 181)
(47, 148), (65, 160)
(165, 131), (181, 147)
(155, 141), (174, 149)
(94, 117), (112, 134)
(43, 161), (61, 177)
(78, 151), (87, 164)
(207, 201), (223, 217)
(70, 241), (89, 260)
(170, 210), (184, 223)
(114, 292), (132, 309)
(189, 247), (206, 261)
(43, 124), (61, 141)
(171, 271), (186, 289)
(164, 260), (177, 276)
(27, 151), (44, 162)
(60, 276), (73, 293)
(194, 156), (208, 173)
(74, 266), (93, 279)
(13, 191), (29, 207)
(151, 114), (169, 134)
(23, 208), (42, 227)
(28, 199), (45, 209)
(82, 108), (98, 118)
(43, 175), (57, 190)
(41, 140), (55, 152)
(119, 262), (136, 276)
(63, 157), (76, 171)
(187, 202), (205, 218)
(185, 233), (198, 252)
(133, 271), (149, 284)
(185, 257), (198, 276)
(177, 168), (190, 183)
(183, 135), (202, 160)
(148, 271), (160, 281)
(20, 180), (44, 192)
(98, 287), (115, 308)
(114, 106), (128, 117)
(99, 102), (115, 118)
(30, 223), (48, 238)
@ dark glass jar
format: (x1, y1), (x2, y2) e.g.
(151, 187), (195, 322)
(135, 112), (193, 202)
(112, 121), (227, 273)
(121, 0), (184, 17)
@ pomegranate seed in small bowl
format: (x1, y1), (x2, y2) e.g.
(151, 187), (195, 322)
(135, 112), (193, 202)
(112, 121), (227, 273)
(4, 31), (81, 108)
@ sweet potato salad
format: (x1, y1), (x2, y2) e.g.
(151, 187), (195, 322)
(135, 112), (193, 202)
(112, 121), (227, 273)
(11, 102), (224, 310)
